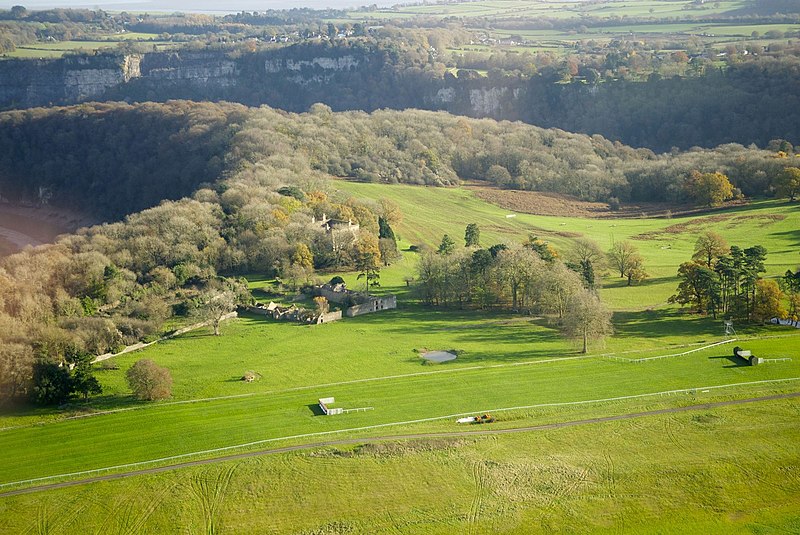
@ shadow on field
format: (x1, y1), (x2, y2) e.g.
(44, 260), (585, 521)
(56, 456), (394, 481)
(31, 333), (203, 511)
(307, 404), (326, 416)
(770, 228), (800, 248)
(603, 275), (676, 289)
(613, 309), (719, 339)
(342, 305), (568, 362)
(708, 355), (751, 368)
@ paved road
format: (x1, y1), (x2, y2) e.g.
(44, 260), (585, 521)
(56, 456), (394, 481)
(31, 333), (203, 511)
(1, 392), (798, 499)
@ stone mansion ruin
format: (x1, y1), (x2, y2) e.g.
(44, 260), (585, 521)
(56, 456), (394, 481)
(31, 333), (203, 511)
(247, 282), (396, 325)
(313, 213), (359, 253)
(312, 282), (397, 317)
(247, 302), (342, 324)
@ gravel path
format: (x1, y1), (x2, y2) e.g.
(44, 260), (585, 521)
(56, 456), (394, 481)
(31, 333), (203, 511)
(1, 391), (797, 499)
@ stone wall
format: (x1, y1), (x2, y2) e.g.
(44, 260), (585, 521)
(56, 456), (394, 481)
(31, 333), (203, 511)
(345, 295), (397, 317)
(316, 310), (343, 323)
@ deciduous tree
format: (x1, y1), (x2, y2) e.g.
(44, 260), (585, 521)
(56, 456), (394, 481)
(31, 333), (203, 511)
(692, 231), (729, 268)
(355, 234), (382, 292)
(196, 281), (244, 336)
(562, 289), (614, 353)
(775, 167), (800, 201)
(683, 170), (734, 207)
(608, 240), (646, 285)
(670, 261), (721, 317)
(752, 279), (786, 323)
(126, 359), (173, 401)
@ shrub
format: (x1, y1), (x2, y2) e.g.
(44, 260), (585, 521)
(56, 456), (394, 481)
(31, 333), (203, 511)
(126, 359), (172, 401)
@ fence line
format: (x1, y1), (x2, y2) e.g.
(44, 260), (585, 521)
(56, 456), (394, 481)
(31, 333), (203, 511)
(342, 407), (374, 413)
(603, 338), (736, 363)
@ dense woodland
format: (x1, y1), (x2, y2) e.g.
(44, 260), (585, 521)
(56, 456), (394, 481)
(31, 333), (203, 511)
(0, 101), (247, 219)
(0, 101), (798, 406)
(1, 102), (794, 215)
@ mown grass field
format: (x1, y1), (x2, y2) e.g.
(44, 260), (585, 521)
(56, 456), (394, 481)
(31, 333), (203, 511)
(1, 183), (799, 532)
(1, 391), (798, 533)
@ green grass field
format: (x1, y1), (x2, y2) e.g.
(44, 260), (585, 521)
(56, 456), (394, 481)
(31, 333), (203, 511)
(1, 183), (799, 532)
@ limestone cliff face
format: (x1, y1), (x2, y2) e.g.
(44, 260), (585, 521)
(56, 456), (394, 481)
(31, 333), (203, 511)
(0, 50), (370, 109)
(263, 54), (363, 86)
(0, 48), (523, 119)
(139, 52), (238, 86)
(469, 87), (508, 116)
(264, 54), (359, 73)
(424, 82), (526, 119)
(0, 54), (140, 109)
(63, 56), (142, 102)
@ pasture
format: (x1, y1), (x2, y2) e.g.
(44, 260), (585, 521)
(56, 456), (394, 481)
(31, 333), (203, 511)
(0, 182), (798, 532)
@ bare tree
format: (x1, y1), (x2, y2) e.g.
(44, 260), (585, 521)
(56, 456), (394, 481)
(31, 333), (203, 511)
(608, 240), (648, 285)
(196, 280), (247, 335)
(570, 237), (606, 269)
(0, 343), (34, 401)
(562, 289), (614, 353)
(608, 240), (638, 278)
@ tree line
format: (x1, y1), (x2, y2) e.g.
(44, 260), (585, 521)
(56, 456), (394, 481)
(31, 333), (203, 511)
(670, 231), (799, 322)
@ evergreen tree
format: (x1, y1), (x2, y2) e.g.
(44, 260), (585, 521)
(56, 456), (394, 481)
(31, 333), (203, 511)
(464, 223), (480, 247)
(438, 234), (456, 255)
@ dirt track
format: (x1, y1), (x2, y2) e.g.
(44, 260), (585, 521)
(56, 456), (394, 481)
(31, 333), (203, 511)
(1, 392), (797, 498)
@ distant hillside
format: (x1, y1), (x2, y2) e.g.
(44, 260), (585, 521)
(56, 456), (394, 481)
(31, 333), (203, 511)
(0, 43), (798, 151)
(0, 102), (787, 222)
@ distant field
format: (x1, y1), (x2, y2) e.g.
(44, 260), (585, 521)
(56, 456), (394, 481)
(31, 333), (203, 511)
(341, 0), (797, 57)
(3, 36), (174, 59)
(350, 0), (753, 21)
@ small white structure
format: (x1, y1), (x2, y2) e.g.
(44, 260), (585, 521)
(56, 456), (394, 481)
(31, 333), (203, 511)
(319, 397), (343, 415)
(734, 347), (764, 366)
